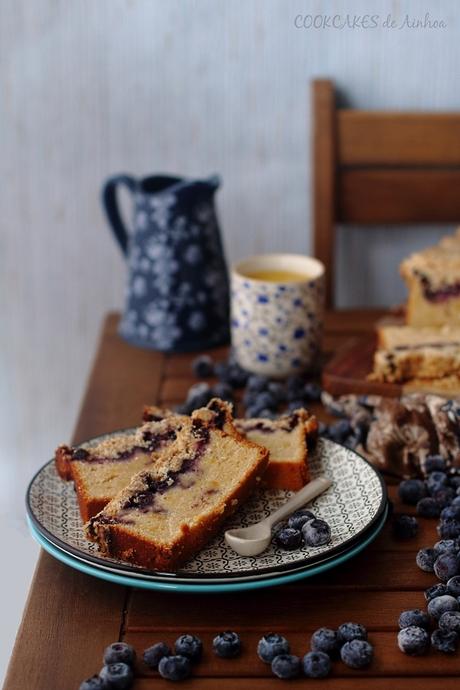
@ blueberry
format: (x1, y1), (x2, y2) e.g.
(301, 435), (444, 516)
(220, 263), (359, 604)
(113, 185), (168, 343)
(158, 655), (192, 681)
(227, 362), (249, 388)
(431, 628), (458, 653)
(302, 519), (331, 547)
(416, 548), (437, 572)
(425, 455), (447, 473)
(398, 609), (430, 630)
(441, 505), (460, 521)
(275, 527), (302, 550)
(337, 622), (368, 644)
(99, 663), (134, 690)
(398, 479), (427, 505)
(416, 497), (441, 518)
(247, 374), (269, 393)
(303, 382), (322, 402)
(328, 420), (353, 443)
(452, 494), (460, 505)
(185, 382), (213, 410)
(212, 631), (241, 658)
(447, 575), (460, 597)
(174, 634), (202, 662)
(245, 405), (263, 419)
(393, 515), (418, 540)
(302, 650), (331, 678)
(286, 375), (306, 401)
(437, 519), (460, 540)
(212, 382), (234, 403)
(267, 381), (286, 403)
(257, 633), (290, 663)
(79, 676), (104, 690)
(271, 653), (301, 679)
(433, 487), (455, 508)
(450, 478), (460, 491)
(340, 639), (373, 668)
(310, 627), (339, 657)
(287, 510), (315, 531)
(191, 354), (214, 378)
(434, 539), (458, 557)
(427, 595), (459, 619)
(434, 552), (460, 582)
(143, 642), (171, 669)
(103, 642), (136, 668)
(425, 583), (448, 601)
(427, 471), (449, 494)
(397, 626), (429, 655)
(439, 610), (460, 634)
(253, 391), (278, 413)
(287, 399), (307, 413)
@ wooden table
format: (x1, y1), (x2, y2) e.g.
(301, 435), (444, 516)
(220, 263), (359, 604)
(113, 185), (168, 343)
(5, 311), (460, 689)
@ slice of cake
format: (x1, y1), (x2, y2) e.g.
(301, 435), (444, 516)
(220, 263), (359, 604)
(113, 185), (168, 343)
(234, 409), (318, 490)
(86, 406), (269, 571)
(400, 232), (460, 327)
(370, 325), (460, 384)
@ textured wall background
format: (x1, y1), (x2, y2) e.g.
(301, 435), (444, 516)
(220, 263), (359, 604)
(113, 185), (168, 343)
(1, 0), (459, 680)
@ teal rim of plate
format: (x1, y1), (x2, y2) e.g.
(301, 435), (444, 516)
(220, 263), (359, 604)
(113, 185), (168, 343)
(27, 504), (388, 593)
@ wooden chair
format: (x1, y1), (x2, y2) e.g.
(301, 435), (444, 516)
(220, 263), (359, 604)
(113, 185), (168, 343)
(312, 79), (460, 309)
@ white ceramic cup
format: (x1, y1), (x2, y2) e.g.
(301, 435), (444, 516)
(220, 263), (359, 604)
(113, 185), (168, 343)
(231, 253), (325, 378)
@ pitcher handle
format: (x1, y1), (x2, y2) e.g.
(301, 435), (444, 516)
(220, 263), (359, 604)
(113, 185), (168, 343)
(101, 174), (137, 256)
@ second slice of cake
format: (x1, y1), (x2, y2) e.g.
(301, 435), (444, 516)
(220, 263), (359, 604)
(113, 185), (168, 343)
(86, 405), (269, 571)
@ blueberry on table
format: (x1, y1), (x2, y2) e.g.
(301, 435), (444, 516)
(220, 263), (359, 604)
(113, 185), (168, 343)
(434, 552), (460, 582)
(267, 381), (286, 403)
(340, 639), (374, 668)
(398, 609), (430, 630)
(397, 626), (429, 655)
(337, 622), (368, 644)
(103, 642), (136, 667)
(434, 539), (458, 557)
(174, 634), (203, 662)
(143, 641), (171, 669)
(271, 653), (301, 679)
(257, 408), (277, 419)
(302, 650), (332, 678)
(427, 594), (459, 619)
(286, 375), (306, 401)
(447, 575), (460, 597)
(302, 518), (332, 547)
(158, 655), (192, 681)
(328, 420), (353, 444)
(287, 399), (307, 413)
(416, 497), (441, 518)
(99, 662), (134, 690)
(433, 487), (455, 508)
(257, 633), (290, 663)
(437, 519), (460, 540)
(303, 382), (322, 402)
(191, 354), (214, 378)
(439, 610), (460, 634)
(426, 471), (449, 494)
(287, 509), (315, 531)
(398, 479), (427, 505)
(440, 504), (460, 521)
(275, 527), (303, 550)
(247, 374), (269, 393)
(212, 631), (241, 658)
(310, 627), (339, 657)
(431, 628), (459, 653)
(252, 391), (277, 413)
(416, 548), (437, 572)
(185, 382), (213, 410)
(425, 455), (447, 473)
(79, 676), (105, 690)
(425, 583), (448, 601)
(212, 382), (234, 403)
(392, 514), (418, 540)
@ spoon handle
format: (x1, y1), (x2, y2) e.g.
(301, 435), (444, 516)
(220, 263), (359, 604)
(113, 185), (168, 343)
(264, 476), (332, 528)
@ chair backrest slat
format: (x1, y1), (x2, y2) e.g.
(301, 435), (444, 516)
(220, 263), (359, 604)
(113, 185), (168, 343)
(312, 79), (460, 308)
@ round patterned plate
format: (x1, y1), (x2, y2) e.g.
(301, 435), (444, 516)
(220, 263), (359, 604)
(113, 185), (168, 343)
(28, 506), (388, 593)
(26, 435), (386, 581)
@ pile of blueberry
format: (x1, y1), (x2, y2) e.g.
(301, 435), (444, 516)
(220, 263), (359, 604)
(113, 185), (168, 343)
(79, 633), (241, 687)
(259, 622), (373, 679)
(396, 454), (460, 655)
(275, 509), (332, 550)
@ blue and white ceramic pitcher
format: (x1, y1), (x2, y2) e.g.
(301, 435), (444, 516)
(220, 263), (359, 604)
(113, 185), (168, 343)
(102, 174), (230, 352)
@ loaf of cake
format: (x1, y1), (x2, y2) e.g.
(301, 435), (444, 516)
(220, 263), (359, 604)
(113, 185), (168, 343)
(86, 405), (269, 571)
(370, 325), (460, 384)
(234, 410), (318, 490)
(400, 231), (460, 327)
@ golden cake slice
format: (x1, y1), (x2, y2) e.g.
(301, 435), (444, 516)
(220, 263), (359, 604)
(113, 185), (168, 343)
(234, 410), (318, 490)
(86, 406), (269, 571)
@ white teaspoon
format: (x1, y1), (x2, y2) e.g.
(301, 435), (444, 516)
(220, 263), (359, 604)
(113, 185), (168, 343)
(224, 475), (332, 557)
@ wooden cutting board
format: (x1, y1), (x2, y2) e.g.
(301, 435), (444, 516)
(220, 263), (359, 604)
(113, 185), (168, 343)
(322, 335), (403, 397)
